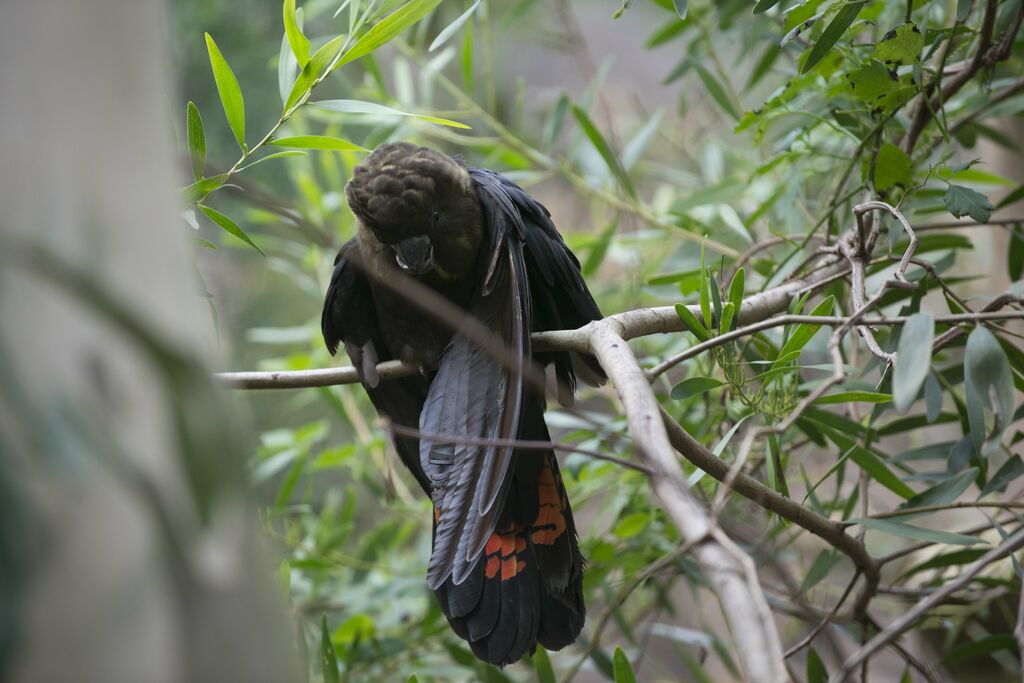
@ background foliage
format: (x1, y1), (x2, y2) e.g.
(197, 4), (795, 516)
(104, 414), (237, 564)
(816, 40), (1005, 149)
(173, 0), (1024, 680)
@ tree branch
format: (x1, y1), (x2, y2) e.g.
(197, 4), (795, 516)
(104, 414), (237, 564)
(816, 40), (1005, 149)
(589, 320), (788, 682)
(829, 526), (1024, 683)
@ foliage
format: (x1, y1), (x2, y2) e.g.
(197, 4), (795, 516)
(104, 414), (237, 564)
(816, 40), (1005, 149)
(175, 0), (1024, 680)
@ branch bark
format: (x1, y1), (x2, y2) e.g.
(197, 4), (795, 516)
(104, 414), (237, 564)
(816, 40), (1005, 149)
(589, 321), (788, 682)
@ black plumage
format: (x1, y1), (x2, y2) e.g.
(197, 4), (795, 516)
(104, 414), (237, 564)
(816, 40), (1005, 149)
(321, 142), (603, 666)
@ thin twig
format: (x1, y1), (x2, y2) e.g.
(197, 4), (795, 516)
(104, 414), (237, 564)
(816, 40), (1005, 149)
(829, 526), (1024, 683)
(783, 571), (861, 659)
(381, 419), (651, 474)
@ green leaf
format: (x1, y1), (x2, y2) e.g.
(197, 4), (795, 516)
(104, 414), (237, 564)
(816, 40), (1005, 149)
(237, 150), (308, 172)
(199, 204), (265, 255)
(801, 1), (865, 74)
(613, 512), (649, 539)
(944, 184), (993, 223)
(901, 548), (988, 578)
(956, 0), (972, 20)
(856, 518), (988, 546)
(980, 455), (1024, 497)
(321, 615), (340, 683)
(693, 63), (738, 120)
(571, 103), (637, 198)
(315, 98), (470, 128)
(613, 646), (638, 683)
(533, 648), (557, 683)
(823, 428), (915, 499)
(900, 468), (977, 510)
(873, 142), (912, 192)
(671, 377), (724, 400)
(285, 34), (346, 110)
(278, 29), (298, 105)
(771, 295), (835, 369)
(699, 258), (711, 331)
(622, 109), (664, 171)
(270, 135), (367, 151)
(964, 326), (1014, 452)
(336, 0), (444, 69)
(673, 0), (688, 19)
(807, 647), (827, 683)
(847, 59), (899, 101)
(181, 173), (228, 203)
(753, 0), (783, 14)
(893, 312), (934, 414)
(1009, 225), (1023, 280)
(813, 391), (891, 405)
(186, 102), (206, 182)
(728, 266), (744, 320)
(429, 0), (481, 52)
(800, 549), (840, 594)
(944, 635), (1017, 664)
(719, 301), (736, 335)
(205, 33), (245, 150)
(873, 23), (922, 65)
(924, 372), (942, 423)
(284, 0), (310, 66)
(675, 303), (710, 341)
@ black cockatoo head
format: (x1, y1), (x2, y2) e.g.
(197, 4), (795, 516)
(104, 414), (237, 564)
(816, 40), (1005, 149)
(346, 142), (484, 279)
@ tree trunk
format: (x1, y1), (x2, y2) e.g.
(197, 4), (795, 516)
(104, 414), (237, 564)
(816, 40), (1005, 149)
(0, 2), (296, 680)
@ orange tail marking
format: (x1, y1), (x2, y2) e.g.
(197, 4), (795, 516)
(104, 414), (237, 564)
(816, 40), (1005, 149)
(481, 522), (530, 582)
(530, 459), (568, 545)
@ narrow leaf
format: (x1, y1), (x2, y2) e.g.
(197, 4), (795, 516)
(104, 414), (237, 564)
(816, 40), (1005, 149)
(182, 173), (228, 203)
(924, 372), (943, 423)
(801, 1), (865, 74)
(719, 301), (735, 334)
(814, 391), (891, 405)
(429, 0), (481, 52)
(823, 428), (915, 499)
(278, 30), (298, 104)
(284, 0), (311, 66)
(533, 648), (557, 683)
(321, 615), (340, 683)
(285, 34), (346, 111)
(613, 646), (638, 683)
(980, 455), (1024, 497)
(753, 0), (783, 13)
(671, 377), (724, 400)
(894, 312), (934, 414)
(205, 33), (245, 150)
(694, 63), (739, 120)
(807, 647), (827, 683)
(857, 518), (987, 546)
(772, 296), (835, 369)
(1009, 225), (1023, 280)
(900, 468), (977, 510)
(571, 103), (637, 198)
(675, 303), (710, 341)
(336, 0), (444, 69)
(186, 102), (206, 181)
(199, 204), (265, 255)
(964, 326), (1014, 452)
(271, 135), (367, 151)
(673, 0), (688, 20)
(315, 98), (470, 128)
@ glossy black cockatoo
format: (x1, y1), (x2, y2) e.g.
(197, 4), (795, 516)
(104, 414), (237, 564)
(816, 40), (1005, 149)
(321, 142), (604, 665)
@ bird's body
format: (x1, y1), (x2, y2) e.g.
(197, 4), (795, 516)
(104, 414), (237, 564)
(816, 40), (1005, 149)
(322, 142), (603, 665)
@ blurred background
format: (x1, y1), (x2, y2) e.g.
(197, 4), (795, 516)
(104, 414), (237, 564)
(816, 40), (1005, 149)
(3, 0), (1022, 681)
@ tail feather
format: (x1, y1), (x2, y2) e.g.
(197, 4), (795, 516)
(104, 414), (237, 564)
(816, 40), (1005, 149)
(434, 446), (584, 666)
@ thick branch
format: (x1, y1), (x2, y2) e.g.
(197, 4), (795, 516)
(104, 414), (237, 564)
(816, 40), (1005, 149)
(590, 321), (787, 682)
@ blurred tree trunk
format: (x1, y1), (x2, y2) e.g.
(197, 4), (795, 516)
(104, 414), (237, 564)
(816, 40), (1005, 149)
(0, 2), (297, 681)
